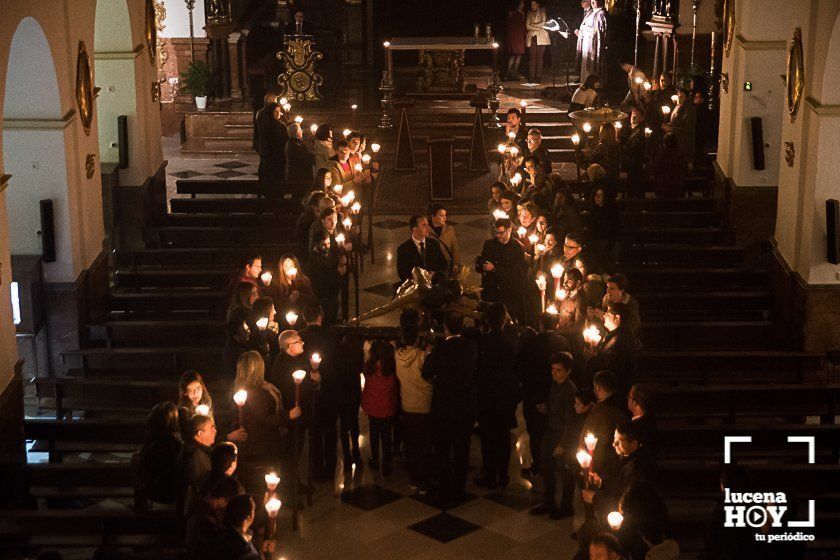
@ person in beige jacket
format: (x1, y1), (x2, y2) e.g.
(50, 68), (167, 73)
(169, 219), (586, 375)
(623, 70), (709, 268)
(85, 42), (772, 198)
(525, 1), (550, 82)
(429, 203), (460, 274)
(395, 325), (433, 490)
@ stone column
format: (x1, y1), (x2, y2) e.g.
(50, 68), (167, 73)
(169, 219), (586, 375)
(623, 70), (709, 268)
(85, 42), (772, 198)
(228, 32), (243, 102)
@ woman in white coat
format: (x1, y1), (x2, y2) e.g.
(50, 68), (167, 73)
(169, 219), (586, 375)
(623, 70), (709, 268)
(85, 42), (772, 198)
(525, 1), (550, 83)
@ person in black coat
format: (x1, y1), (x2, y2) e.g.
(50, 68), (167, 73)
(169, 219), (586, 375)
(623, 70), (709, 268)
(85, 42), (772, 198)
(396, 215), (449, 284)
(212, 494), (261, 560)
(474, 303), (520, 489)
(175, 413), (216, 514)
(286, 123), (315, 184)
(515, 317), (572, 478)
(584, 185), (620, 272)
(627, 383), (658, 458)
(307, 222), (347, 326)
(422, 313), (479, 507)
(590, 421), (657, 517)
(298, 303), (342, 480)
(477, 218), (529, 322)
(185, 476), (242, 560)
(139, 402), (182, 505)
(256, 102), (288, 185)
(284, 9), (315, 37)
(585, 302), (638, 395)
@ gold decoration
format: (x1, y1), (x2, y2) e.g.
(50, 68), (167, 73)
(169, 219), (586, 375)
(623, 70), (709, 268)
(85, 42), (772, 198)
(784, 141), (795, 167)
(206, 0), (230, 24)
(720, 72), (729, 93)
(723, 0), (735, 57)
(152, 80), (161, 102)
(786, 27), (804, 123)
(154, 0), (166, 32)
(85, 154), (96, 179)
(145, 0), (157, 65)
(417, 50), (466, 92)
(76, 41), (94, 136)
(277, 38), (324, 101)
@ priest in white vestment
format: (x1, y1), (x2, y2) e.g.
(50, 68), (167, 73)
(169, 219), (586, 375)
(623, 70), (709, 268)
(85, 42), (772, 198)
(578, 0), (607, 85)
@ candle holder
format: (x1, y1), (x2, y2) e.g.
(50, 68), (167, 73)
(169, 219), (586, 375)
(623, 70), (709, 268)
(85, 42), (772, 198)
(536, 274), (547, 312)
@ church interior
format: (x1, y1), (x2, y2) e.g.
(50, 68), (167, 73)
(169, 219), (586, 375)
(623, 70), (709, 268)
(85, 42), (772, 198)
(1, 0), (840, 559)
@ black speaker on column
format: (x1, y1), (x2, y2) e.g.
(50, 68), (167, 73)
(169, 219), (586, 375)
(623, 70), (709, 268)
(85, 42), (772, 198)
(118, 115), (129, 169)
(827, 199), (840, 265)
(39, 199), (56, 263)
(750, 117), (765, 170)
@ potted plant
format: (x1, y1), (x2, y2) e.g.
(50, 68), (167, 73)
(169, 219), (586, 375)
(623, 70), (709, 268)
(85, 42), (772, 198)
(180, 60), (210, 109)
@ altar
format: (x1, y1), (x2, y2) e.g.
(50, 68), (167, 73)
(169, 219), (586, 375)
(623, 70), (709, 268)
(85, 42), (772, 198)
(384, 37), (498, 93)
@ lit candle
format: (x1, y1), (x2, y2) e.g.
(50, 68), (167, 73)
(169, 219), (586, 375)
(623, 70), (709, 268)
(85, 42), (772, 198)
(333, 184), (343, 195)
(571, 133), (581, 146)
(584, 432), (598, 452)
(546, 303), (558, 315)
(583, 325), (602, 345)
(511, 172), (522, 185)
(383, 41), (390, 47)
(342, 128), (352, 137)
(335, 232), (346, 245)
(644, 127), (653, 138)
(287, 266), (297, 281)
(582, 122), (592, 134)
(264, 472), (280, 492)
(492, 209), (509, 220)
(517, 226), (527, 237)
(510, 146), (519, 158)
(497, 143), (507, 154)
(371, 143), (381, 153)
(535, 243), (545, 255)
(507, 131), (516, 141)
(576, 449), (592, 469)
(661, 105), (671, 116)
(265, 497), (282, 517)
(278, 97), (288, 106)
(528, 233), (539, 246)
(608, 511), (624, 530)
(195, 404), (210, 416)
(614, 121), (623, 130)
(354, 162), (363, 172)
(556, 288), (567, 301)
(260, 271), (272, 286)
(310, 123), (318, 135)
(643, 81), (652, 91)
(550, 262), (564, 279)
(362, 154), (371, 164)
(536, 273), (547, 311)
(292, 369), (307, 407)
(294, 115), (303, 124)
(360, 374), (365, 390)
(282, 103), (291, 112)
(634, 76), (644, 85)
(256, 317), (269, 330)
(351, 202), (361, 214)
(285, 311), (298, 325)
(233, 389), (247, 427)
(342, 217), (352, 229)
(492, 42), (499, 48)
(311, 352), (321, 369)
(671, 94), (679, 104)
(520, 100), (527, 108)
(351, 103), (358, 110)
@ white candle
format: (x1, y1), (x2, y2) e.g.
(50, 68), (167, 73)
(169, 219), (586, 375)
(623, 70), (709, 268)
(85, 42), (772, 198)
(643, 81), (652, 91)
(362, 154), (371, 164)
(292, 370), (307, 383)
(507, 131), (516, 140)
(333, 184), (343, 195)
(517, 226), (527, 237)
(670, 94), (679, 104)
(311, 353), (321, 368)
(556, 288), (567, 300)
(614, 121), (623, 130)
(546, 303), (558, 315)
(608, 511), (624, 530)
(233, 389), (248, 407)
(265, 497), (282, 517)
(351, 202), (361, 214)
(634, 76), (644, 84)
(583, 325), (602, 345)
(278, 97), (288, 106)
(576, 449), (592, 469)
(342, 128), (352, 137)
(371, 143), (381, 153)
(342, 217), (352, 229)
(260, 272), (272, 286)
(550, 263), (564, 279)
(497, 143), (507, 154)
(287, 266), (297, 280)
(351, 104), (358, 110)
(520, 100), (527, 108)
(264, 472), (280, 491)
(354, 163), (363, 172)
(661, 105), (671, 116)
(535, 243), (546, 255)
(528, 234), (539, 245)
(510, 146), (519, 158)
(256, 317), (269, 330)
(335, 233), (346, 245)
(571, 133), (581, 146)
(285, 311), (298, 325)
(511, 172), (522, 185)
(535, 274), (547, 291)
(310, 123), (318, 134)
(294, 115), (303, 124)
(644, 127), (653, 138)
(584, 432), (598, 452)
(195, 404), (210, 416)
(282, 103), (291, 112)
(492, 209), (509, 220)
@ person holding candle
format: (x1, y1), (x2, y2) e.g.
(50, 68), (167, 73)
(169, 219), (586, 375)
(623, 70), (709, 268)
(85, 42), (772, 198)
(474, 303), (520, 490)
(588, 532), (624, 560)
(487, 182), (506, 214)
(264, 254), (316, 314)
(590, 273), (641, 341)
(428, 203), (460, 274)
(312, 167), (333, 194)
(307, 229), (347, 326)
(492, 190), (521, 233)
(555, 268), (588, 342)
(138, 402), (183, 506)
(581, 123), (621, 182)
(477, 218), (529, 322)
(211, 494), (261, 559)
(185, 476), (243, 560)
(178, 370), (214, 422)
(580, 370), (626, 476)
(223, 283), (259, 378)
(361, 339), (399, 475)
(201, 441), (244, 494)
(175, 413), (217, 514)
(585, 302), (638, 394)
(326, 140), (368, 195)
(523, 128), (552, 174)
(504, 108), (528, 153)
(246, 297), (280, 366)
(313, 124), (335, 172)
(285, 122), (315, 184)
(299, 303), (343, 481)
(662, 87), (696, 170)
(228, 254), (263, 292)
(621, 106), (649, 181)
(296, 191), (327, 249)
(519, 157), (548, 203)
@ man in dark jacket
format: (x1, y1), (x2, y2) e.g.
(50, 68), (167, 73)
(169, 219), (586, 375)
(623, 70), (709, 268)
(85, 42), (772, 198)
(526, 128), (553, 173)
(211, 494), (260, 560)
(268, 330), (315, 428)
(530, 351), (577, 519)
(299, 303), (341, 480)
(396, 215), (449, 284)
(474, 303), (520, 489)
(256, 102), (288, 184)
(585, 302), (638, 395)
(515, 317), (571, 478)
(590, 421), (657, 516)
(285, 122), (315, 184)
(185, 477), (241, 560)
(422, 313), (478, 507)
(477, 218), (529, 321)
(175, 414), (215, 514)
(580, 370), (627, 475)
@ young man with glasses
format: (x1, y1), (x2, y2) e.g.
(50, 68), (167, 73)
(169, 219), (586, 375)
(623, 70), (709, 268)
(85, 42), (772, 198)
(269, 330), (316, 428)
(476, 218), (529, 322)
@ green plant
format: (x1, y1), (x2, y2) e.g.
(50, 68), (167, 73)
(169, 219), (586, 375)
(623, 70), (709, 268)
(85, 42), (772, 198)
(179, 61), (210, 97)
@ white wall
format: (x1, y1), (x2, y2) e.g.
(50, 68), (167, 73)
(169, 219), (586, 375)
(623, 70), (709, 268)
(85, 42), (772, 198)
(677, 0), (716, 35)
(159, 0), (206, 38)
(94, 0), (132, 51)
(2, 130), (73, 281)
(3, 18), (62, 120)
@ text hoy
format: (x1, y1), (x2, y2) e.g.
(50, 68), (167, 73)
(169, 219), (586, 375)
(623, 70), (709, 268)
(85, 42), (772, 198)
(724, 489), (815, 528)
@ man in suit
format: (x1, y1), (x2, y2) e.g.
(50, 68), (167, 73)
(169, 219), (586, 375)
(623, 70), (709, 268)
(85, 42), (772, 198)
(396, 215), (448, 284)
(477, 218), (529, 321)
(584, 302), (638, 395)
(505, 108), (528, 154)
(525, 128), (553, 174)
(663, 87), (696, 165)
(285, 123), (315, 184)
(284, 9), (314, 37)
(211, 494), (261, 559)
(422, 313), (478, 507)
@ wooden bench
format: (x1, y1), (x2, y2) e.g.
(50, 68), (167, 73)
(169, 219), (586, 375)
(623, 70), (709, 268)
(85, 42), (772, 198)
(175, 178), (309, 197)
(24, 418), (145, 461)
(34, 377), (177, 420)
(61, 347), (223, 376)
(23, 462), (142, 507)
(107, 291), (226, 319)
(113, 268), (229, 290)
(88, 319), (226, 348)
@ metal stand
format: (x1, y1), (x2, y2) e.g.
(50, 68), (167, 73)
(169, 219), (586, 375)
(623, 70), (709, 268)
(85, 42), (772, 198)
(378, 71), (394, 129)
(486, 72), (503, 129)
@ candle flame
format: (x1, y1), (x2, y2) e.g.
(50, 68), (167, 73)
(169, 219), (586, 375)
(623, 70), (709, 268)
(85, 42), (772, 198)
(528, 234), (539, 245)
(661, 105), (671, 115)
(233, 389), (248, 406)
(517, 226), (527, 237)
(546, 304), (558, 315)
(492, 209), (509, 220)
(608, 511), (624, 530)
(260, 272), (272, 285)
(256, 317), (269, 330)
(576, 449), (592, 468)
(571, 133), (581, 145)
(285, 311), (298, 325)
(265, 472), (280, 489)
(195, 404), (210, 416)
(335, 233), (346, 245)
(497, 143), (507, 154)
(265, 497), (282, 516)
(371, 143), (381, 153)
(310, 123), (319, 134)
(294, 115), (303, 124)
(311, 352), (321, 365)
(351, 202), (362, 214)
(550, 263), (564, 279)
(292, 370), (307, 383)
(361, 154), (371, 164)
(582, 122), (592, 133)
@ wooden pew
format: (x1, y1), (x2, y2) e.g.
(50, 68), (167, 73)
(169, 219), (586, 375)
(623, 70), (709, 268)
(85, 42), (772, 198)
(34, 377), (176, 420)
(23, 462), (141, 507)
(113, 269), (228, 290)
(158, 226), (297, 248)
(24, 418), (145, 461)
(88, 319), (226, 348)
(107, 291), (226, 319)
(61, 347), (223, 376)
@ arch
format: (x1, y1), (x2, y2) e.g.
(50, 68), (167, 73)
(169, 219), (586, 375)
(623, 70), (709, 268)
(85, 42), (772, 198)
(94, 0), (133, 53)
(2, 16), (71, 280)
(820, 11), (840, 105)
